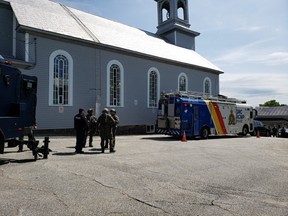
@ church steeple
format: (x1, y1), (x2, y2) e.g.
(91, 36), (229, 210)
(155, 0), (200, 50)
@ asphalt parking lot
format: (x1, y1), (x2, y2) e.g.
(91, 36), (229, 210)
(0, 135), (288, 216)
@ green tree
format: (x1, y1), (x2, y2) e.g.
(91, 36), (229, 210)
(260, 100), (287, 107)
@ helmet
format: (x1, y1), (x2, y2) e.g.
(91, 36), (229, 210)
(88, 108), (93, 113)
(102, 108), (109, 113)
(110, 109), (116, 114)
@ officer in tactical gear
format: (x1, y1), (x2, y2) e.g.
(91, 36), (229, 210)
(110, 109), (119, 152)
(86, 108), (97, 147)
(74, 108), (88, 153)
(96, 108), (115, 153)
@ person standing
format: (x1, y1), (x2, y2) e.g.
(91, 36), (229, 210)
(17, 126), (36, 152)
(74, 108), (88, 153)
(86, 108), (97, 147)
(17, 118), (37, 152)
(110, 109), (119, 153)
(272, 126), (278, 137)
(96, 108), (115, 153)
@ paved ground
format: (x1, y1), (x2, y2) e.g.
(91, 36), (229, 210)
(0, 135), (288, 216)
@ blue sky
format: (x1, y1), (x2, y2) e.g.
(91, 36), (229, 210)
(53, 0), (288, 107)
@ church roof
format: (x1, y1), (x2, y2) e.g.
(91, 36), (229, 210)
(256, 106), (288, 118)
(6, 0), (223, 73)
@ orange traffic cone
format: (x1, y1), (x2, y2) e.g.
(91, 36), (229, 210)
(256, 130), (260, 138)
(181, 131), (187, 142)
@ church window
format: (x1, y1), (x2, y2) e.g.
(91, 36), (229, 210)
(203, 77), (212, 96)
(177, 4), (184, 19)
(107, 60), (124, 107)
(178, 73), (188, 91)
(161, 1), (170, 22)
(177, 0), (188, 21)
(148, 68), (160, 108)
(49, 50), (73, 106)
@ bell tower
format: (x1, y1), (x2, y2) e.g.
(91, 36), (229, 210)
(155, 0), (199, 50)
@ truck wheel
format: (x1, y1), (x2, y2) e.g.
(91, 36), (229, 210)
(7, 139), (17, 148)
(242, 126), (248, 136)
(0, 132), (4, 154)
(201, 127), (209, 139)
(266, 131), (271, 137)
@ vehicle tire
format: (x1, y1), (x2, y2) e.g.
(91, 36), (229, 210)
(242, 125), (249, 136)
(33, 147), (38, 161)
(0, 131), (4, 154)
(7, 139), (17, 148)
(201, 127), (209, 139)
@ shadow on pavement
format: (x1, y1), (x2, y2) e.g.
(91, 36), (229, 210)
(53, 148), (103, 156)
(143, 134), (250, 141)
(141, 136), (180, 141)
(0, 158), (42, 164)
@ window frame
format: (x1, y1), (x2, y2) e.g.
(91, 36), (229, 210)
(147, 67), (160, 108)
(178, 72), (188, 92)
(49, 50), (73, 106)
(106, 60), (124, 107)
(203, 77), (212, 96)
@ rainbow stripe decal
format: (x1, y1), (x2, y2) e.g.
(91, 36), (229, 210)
(205, 101), (227, 135)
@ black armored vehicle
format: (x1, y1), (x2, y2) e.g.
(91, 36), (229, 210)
(0, 55), (48, 160)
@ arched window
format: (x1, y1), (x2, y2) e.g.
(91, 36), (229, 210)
(49, 50), (73, 106)
(177, 0), (188, 21)
(147, 68), (160, 108)
(161, 1), (170, 22)
(107, 60), (124, 107)
(178, 73), (188, 92)
(203, 77), (212, 96)
(177, 4), (184, 20)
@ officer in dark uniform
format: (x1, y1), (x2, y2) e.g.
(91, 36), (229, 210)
(86, 108), (97, 147)
(74, 108), (88, 153)
(96, 108), (115, 153)
(110, 109), (119, 152)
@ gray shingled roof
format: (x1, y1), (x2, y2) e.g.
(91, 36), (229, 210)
(256, 106), (288, 117)
(5, 0), (223, 73)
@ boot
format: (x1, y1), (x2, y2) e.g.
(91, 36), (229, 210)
(17, 143), (24, 152)
(110, 148), (116, 153)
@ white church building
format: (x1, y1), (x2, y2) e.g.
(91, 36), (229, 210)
(0, 0), (223, 133)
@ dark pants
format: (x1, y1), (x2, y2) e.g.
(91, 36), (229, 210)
(99, 128), (112, 153)
(100, 136), (111, 153)
(18, 128), (35, 152)
(111, 127), (116, 151)
(88, 129), (96, 146)
(75, 130), (86, 152)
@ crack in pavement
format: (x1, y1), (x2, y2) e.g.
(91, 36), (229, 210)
(68, 170), (172, 215)
(154, 198), (235, 215)
(170, 183), (237, 214)
(25, 186), (70, 209)
(205, 184), (283, 199)
(210, 199), (236, 215)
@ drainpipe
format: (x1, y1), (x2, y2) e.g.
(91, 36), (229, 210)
(25, 33), (29, 62)
(12, 14), (16, 57)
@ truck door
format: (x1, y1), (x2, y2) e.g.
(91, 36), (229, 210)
(193, 106), (200, 136)
(180, 102), (192, 136)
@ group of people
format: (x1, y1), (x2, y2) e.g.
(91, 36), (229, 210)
(74, 108), (119, 154)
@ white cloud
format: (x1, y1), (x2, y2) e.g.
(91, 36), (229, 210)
(220, 71), (288, 106)
(213, 39), (288, 66)
(235, 26), (264, 32)
(265, 52), (288, 65)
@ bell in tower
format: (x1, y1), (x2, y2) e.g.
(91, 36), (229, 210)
(155, 0), (200, 51)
